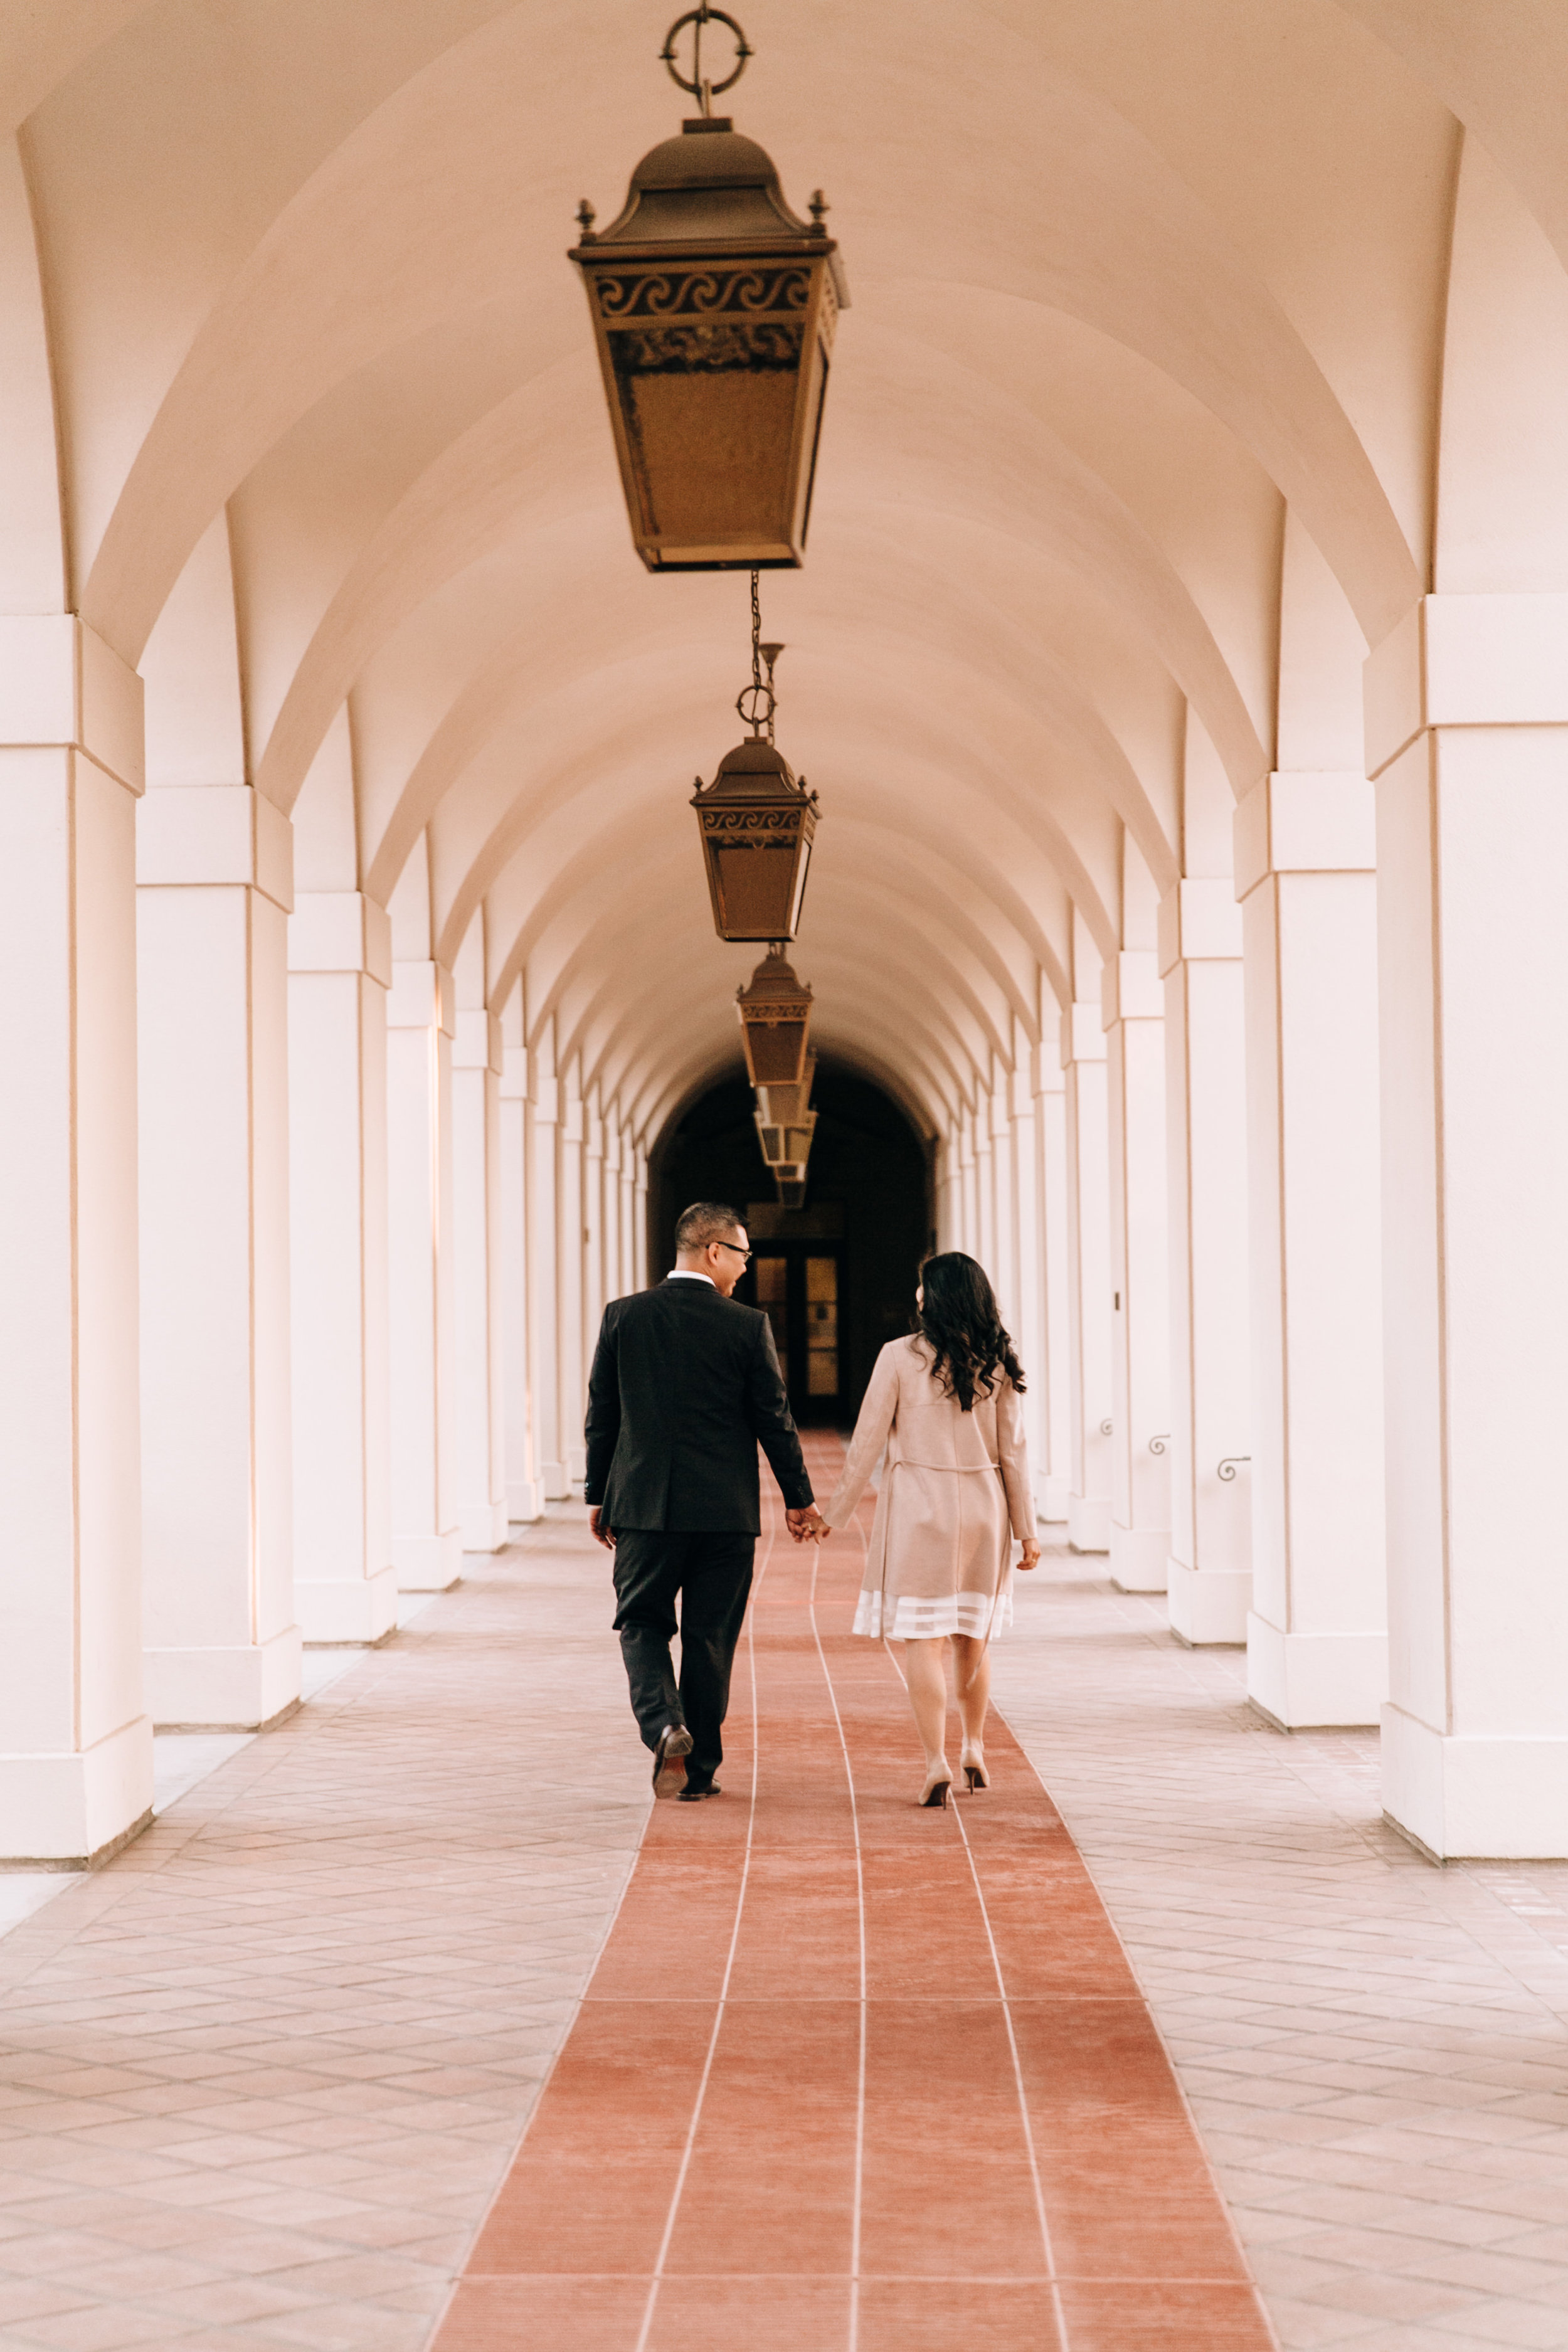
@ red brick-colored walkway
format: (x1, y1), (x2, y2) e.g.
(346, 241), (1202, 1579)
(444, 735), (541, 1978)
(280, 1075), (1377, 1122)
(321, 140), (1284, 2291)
(433, 1438), (1273, 2352)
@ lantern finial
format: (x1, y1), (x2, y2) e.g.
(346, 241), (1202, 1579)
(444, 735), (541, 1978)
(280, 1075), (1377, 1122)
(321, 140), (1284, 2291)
(660, 6), (753, 117)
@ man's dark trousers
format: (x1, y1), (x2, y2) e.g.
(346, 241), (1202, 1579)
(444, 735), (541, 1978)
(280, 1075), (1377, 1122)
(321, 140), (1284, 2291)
(611, 1529), (755, 1783)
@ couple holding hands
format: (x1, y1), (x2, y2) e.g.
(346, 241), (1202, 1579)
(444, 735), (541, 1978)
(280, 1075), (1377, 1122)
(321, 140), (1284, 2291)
(585, 1202), (1041, 1809)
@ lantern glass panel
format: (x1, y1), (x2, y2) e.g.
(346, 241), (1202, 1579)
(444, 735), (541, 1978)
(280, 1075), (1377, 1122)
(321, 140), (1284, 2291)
(743, 1019), (808, 1086)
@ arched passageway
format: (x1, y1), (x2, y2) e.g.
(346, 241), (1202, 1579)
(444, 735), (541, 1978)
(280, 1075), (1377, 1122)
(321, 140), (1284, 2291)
(6, 5), (1568, 2342)
(648, 1061), (932, 1421)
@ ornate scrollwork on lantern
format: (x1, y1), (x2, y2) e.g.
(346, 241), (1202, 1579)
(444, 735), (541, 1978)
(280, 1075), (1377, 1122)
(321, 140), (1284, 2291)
(736, 950), (812, 1087)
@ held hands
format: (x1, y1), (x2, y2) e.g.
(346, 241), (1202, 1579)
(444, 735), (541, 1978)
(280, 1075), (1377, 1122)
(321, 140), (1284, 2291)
(1017, 1536), (1042, 1572)
(787, 1506), (830, 1546)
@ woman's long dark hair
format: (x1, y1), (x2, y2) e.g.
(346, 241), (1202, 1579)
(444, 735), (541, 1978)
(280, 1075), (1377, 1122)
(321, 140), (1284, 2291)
(913, 1252), (1025, 1413)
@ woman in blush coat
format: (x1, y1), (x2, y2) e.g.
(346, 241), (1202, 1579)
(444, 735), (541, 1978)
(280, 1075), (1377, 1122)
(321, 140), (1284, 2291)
(820, 1253), (1040, 1808)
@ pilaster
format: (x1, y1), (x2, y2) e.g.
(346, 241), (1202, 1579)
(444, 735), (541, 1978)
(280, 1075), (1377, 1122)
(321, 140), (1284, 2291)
(1033, 1042), (1073, 1522)
(1061, 1001), (1111, 1552)
(1237, 771), (1385, 1726)
(287, 891), (398, 1642)
(453, 1004), (507, 1553)
(1103, 952), (1170, 1592)
(559, 1066), (587, 1485)
(386, 959), (460, 1589)
(137, 785), (302, 1723)
(528, 1037), (567, 1498)
(498, 1029), (541, 1523)
(0, 616), (154, 1860)
(1158, 880), (1251, 1645)
(1369, 595), (1568, 1853)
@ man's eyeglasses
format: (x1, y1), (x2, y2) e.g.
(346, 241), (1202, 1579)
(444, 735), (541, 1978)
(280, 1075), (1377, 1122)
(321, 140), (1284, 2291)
(714, 1239), (752, 1264)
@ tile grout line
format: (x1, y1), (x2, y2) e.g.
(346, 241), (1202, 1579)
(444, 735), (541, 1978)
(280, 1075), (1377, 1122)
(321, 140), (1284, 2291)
(874, 1616), (1071, 2352)
(806, 1482), (867, 2352)
(631, 1496), (778, 2352)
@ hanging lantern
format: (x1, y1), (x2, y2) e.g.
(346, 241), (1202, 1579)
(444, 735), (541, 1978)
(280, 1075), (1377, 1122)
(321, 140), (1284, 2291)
(736, 949), (812, 1087)
(568, 6), (849, 572)
(755, 1052), (817, 1172)
(693, 579), (818, 943)
(775, 1171), (808, 1210)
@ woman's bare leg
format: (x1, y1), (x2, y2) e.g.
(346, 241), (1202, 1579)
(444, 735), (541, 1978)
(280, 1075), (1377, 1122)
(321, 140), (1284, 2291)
(901, 1637), (951, 1772)
(951, 1634), (990, 1754)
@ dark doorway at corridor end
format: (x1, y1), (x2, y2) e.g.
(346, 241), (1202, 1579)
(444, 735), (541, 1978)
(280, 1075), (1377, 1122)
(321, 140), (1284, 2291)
(647, 1061), (934, 1424)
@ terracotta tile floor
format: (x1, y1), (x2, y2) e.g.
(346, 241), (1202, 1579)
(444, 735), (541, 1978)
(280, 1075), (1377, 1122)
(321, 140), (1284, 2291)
(433, 1433), (1269, 2352)
(8, 1443), (1568, 2349)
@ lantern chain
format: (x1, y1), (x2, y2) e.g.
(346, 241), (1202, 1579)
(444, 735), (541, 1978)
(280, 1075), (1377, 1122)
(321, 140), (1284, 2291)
(736, 566), (778, 743)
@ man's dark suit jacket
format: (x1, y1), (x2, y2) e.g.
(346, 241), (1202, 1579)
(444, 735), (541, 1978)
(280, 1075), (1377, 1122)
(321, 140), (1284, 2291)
(584, 1276), (815, 1534)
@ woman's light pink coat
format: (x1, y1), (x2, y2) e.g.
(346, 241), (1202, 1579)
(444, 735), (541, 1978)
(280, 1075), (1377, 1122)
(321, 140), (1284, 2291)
(823, 1337), (1034, 1640)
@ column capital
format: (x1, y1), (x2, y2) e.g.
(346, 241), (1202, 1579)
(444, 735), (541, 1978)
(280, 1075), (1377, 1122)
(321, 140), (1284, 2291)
(1234, 772), (1375, 897)
(0, 614), (143, 792)
(1060, 1002), (1106, 1068)
(386, 960), (455, 1036)
(499, 1044), (528, 1101)
(289, 891), (391, 982)
(139, 785), (293, 912)
(1157, 878), (1242, 976)
(531, 1076), (559, 1125)
(453, 1008), (502, 1073)
(1365, 591), (1568, 778)
(1100, 951), (1161, 1029)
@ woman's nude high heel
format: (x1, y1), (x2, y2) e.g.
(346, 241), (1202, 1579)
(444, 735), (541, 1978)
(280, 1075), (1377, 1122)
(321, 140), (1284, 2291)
(960, 1741), (989, 1791)
(919, 1764), (952, 1809)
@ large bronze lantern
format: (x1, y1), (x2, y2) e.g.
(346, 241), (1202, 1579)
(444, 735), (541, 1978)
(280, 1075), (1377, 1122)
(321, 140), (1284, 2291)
(736, 950), (812, 1087)
(693, 588), (818, 943)
(568, 7), (849, 571)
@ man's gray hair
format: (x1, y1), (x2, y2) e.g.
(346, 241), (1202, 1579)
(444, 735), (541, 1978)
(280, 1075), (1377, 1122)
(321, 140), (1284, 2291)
(674, 1200), (744, 1254)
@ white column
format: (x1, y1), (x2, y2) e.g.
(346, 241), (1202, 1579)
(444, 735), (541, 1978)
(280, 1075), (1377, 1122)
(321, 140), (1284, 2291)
(584, 1094), (607, 1371)
(1035, 1042), (1074, 1521)
(0, 617), (154, 1862)
(990, 1076), (1017, 1331)
(1062, 1000), (1112, 1551)
(1160, 881), (1252, 1643)
(1369, 595), (1568, 1855)
(620, 1125), (638, 1293)
(936, 1128), (958, 1251)
(528, 1030), (566, 1498)
(453, 1002), (507, 1552)
(498, 1022), (541, 1524)
(633, 1145), (649, 1289)
(974, 1093), (996, 1278)
(603, 1111), (623, 1309)
(287, 893), (398, 1643)
(1010, 1057), (1044, 1518)
(137, 787), (300, 1724)
(958, 1110), (979, 1255)
(386, 959), (460, 1589)
(1237, 774), (1385, 1725)
(559, 1062), (587, 1485)
(1103, 952), (1170, 1592)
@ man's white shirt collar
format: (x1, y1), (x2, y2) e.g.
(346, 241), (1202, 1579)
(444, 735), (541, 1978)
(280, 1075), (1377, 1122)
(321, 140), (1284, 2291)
(667, 1269), (716, 1286)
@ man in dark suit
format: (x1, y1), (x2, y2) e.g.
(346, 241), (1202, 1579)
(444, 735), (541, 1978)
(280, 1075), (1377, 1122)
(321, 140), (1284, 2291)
(585, 1200), (826, 1799)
